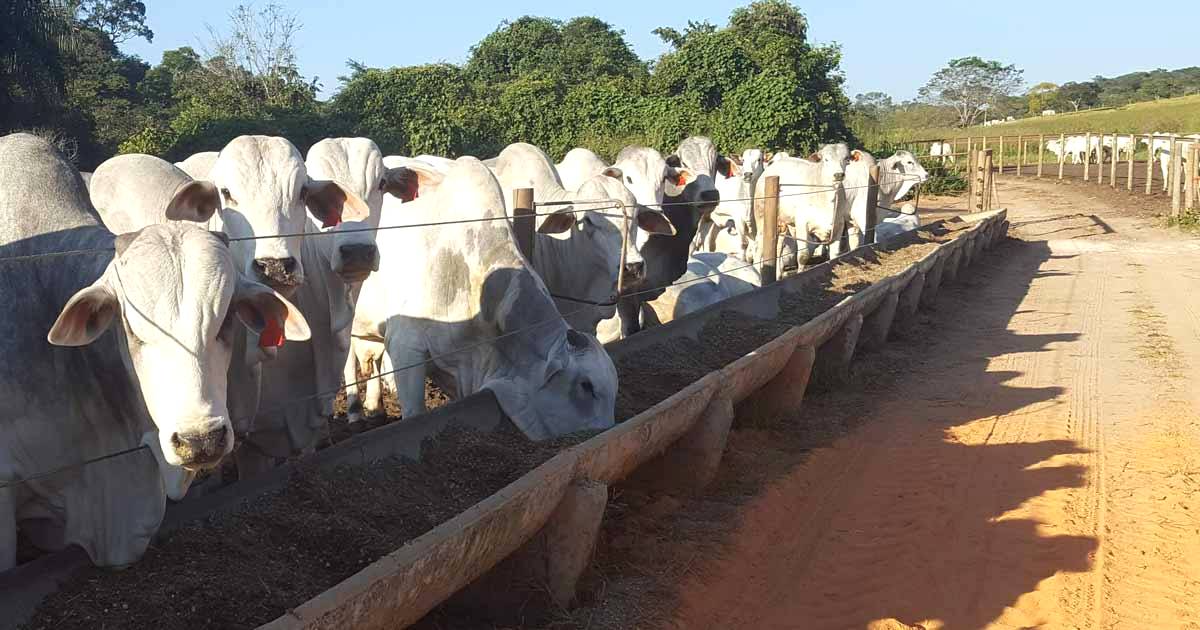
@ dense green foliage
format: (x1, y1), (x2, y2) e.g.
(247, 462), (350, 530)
(1, 0), (855, 169)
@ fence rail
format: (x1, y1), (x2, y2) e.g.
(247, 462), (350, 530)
(904, 132), (1200, 217)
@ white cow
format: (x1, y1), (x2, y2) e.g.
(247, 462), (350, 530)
(749, 144), (847, 267)
(350, 157), (618, 439)
(840, 149), (928, 249)
(90, 142), (370, 477)
(492, 143), (675, 336)
(0, 133), (309, 570)
(1045, 138), (1064, 162)
(699, 148), (765, 258)
(244, 138), (410, 472)
(556, 148), (611, 192)
(1157, 137), (1197, 193)
(642, 252), (761, 326)
(175, 151), (219, 180)
(1064, 135), (1088, 164)
(875, 202), (921, 242)
(929, 141), (955, 165)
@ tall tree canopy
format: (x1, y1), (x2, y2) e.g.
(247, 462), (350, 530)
(919, 57), (1024, 127)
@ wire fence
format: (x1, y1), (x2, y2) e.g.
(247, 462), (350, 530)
(0, 170), (928, 490)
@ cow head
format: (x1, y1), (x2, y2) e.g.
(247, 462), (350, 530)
(881, 150), (929, 204)
(211, 136), (365, 296)
(47, 224), (311, 471)
(668, 136), (722, 212)
(305, 138), (419, 284)
(740, 149), (765, 184)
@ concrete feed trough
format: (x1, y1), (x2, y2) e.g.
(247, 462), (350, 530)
(0, 210), (1008, 630)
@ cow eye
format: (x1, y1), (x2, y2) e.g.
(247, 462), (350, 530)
(220, 188), (236, 206)
(626, 175), (633, 184)
(581, 379), (595, 397)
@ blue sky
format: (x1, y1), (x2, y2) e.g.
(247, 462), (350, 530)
(123, 1), (1199, 101)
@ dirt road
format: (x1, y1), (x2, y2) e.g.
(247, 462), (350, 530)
(654, 177), (1200, 630)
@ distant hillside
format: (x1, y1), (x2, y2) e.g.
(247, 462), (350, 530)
(906, 94), (1200, 141)
(1091, 67), (1200, 107)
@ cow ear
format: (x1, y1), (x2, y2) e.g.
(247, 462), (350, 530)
(48, 284), (119, 347)
(850, 150), (862, 162)
(601, 166), (623, 180)
(231, 278), (311, 348)
(305, 179), (370, 228)
(383, 164), (444, 202)
(165, 180), (221, 223)
(537, 208), (576, 234)
(665, 154), (682, 168)
(718, 156), (740, 177)
(636, 209), (676, 236)
(664, 167), (694, 196)
(807, 153), (821, 162)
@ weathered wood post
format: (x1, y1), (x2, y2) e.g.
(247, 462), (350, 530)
(982, 149), (995, 213)
(965, 136), (973, 172)
(865, 165), (880, 244)
(1168, 134), (1178, 193)
(1037, 133), (1045, 178)
(1146, 135), (1156, 195)
(1058, 133), (1066, 180)
(967, 148), (978, 209)
(998, 135), (1004, 174)
(1171, 142), (1184, 216)
(513, 188), (536, 262)
(760, 175), (780, 284)
(1083, 132), (1092, 181)
(1188, 146), (1199, 211)
(1125, 134), (1135, 191)
(1097, 134), (1105, 185)
(1016, 134), (1024, 177)
(1110, 132), (1119, 187)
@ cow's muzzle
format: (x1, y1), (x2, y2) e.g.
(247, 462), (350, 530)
(699, 189), (720, 204)
(170, 424), (230, 469)
(252, 257), (301, 294)
(335, 243), (379, 282)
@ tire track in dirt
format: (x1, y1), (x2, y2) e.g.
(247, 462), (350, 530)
(1096, 255), (1200, 630)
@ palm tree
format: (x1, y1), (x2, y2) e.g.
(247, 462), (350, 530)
(1, 0), (75, 129)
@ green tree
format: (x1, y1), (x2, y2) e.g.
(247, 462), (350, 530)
(1025, 81), (1059, 114)
(72, 0), (153, 44)
(918, 57), (1024, 127)
(1, 0), (74, 133)
(1058, 81), (1100, 111)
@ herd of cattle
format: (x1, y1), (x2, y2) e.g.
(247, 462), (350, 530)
(0, 131), (928, 572)
(929, 133), (1198, 189)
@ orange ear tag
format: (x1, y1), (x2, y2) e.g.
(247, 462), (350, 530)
(258, 317), (285, 348)
(321, 209), (342, 229)
(403, 175), (420, 202)
(676, 173), (687, 186)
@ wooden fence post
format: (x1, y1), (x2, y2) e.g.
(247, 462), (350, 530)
(1037, 133), (1045, 178)
(513, 188), (535, 262)
(865, 165), (880, 243)
(760, 175), (780, 285)
(1016, 134), (1024, 177)
(1058, 133), (1066, 180)
(1110, 132), (1118, 187)
(1083, 132), (1092, 182)
(1189, 146), (1199, 211)
(1168, 134), (1178, 193)
(968, 148), (978, 210)
(982, 149), (994, 212)
(1097, 134), (1105, 185)
(1126, 134), (1135, 191)
(1171, 142), (1183, 217)
(998, 135), (1004, 174)
(1146, 135), (1156, 195)
(964, 136), (972, 172)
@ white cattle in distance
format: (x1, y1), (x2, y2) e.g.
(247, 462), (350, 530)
(349, 157), (619, 440)
(491, 142), (675, 336)
(0, 133), (309, 570)
(929, 141), (955, 164)
(1045, 138), (1065, 162)
(748, 144), (847, 267)
(1064, 135), (1088, 164)
(175, 151), (219, 180)
(1156, 136), (1197, 193)
(642, 252), (761, 326)
(243, 138), (409, 474)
